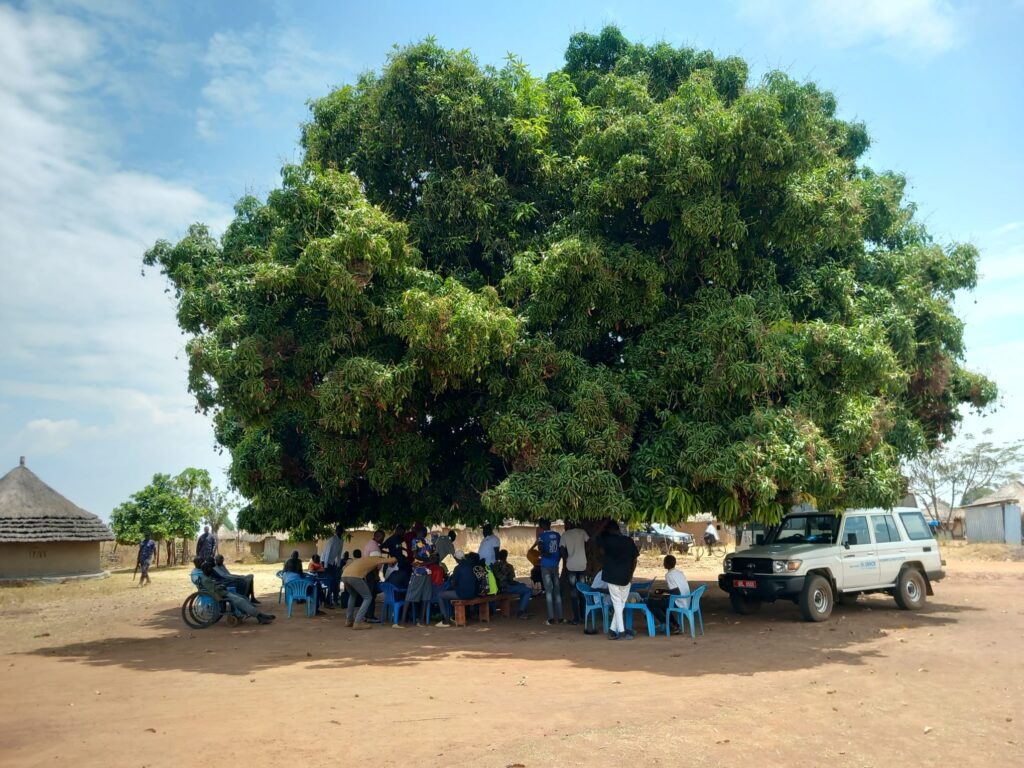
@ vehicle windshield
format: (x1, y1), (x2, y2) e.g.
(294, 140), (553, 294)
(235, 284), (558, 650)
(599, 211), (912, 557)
(766, 514), (839, 545)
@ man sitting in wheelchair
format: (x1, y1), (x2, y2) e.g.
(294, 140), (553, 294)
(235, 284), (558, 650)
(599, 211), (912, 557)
(197, 558), (276, 624)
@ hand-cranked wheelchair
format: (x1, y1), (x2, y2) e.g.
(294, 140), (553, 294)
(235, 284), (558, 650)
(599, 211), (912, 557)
(181, 571), (248, 629)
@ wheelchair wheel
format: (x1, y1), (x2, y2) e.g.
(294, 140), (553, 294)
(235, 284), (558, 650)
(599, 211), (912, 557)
(225, 613), (240, 627)
(181, 592), (222, 629)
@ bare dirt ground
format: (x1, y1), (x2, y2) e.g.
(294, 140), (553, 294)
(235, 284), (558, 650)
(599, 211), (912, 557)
(1, 547), (1021, 768)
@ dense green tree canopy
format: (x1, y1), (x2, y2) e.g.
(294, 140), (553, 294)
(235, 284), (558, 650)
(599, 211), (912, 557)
(144, 28), (994, 536)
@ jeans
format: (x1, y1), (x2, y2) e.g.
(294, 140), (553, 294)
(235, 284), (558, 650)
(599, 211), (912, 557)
(437, 589), (460, 621)
(325, 564), (342, 605)
(503, 581), (532, 614)
(364, 570), (380, 619)
(562, 570), (586, 622)
(541, 567), (563, 620)
(608, 583), (630, 634)
(342, 577), (373, 623)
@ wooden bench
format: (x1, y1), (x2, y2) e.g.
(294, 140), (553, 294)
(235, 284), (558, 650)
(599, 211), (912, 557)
(450, 593), (517, 627)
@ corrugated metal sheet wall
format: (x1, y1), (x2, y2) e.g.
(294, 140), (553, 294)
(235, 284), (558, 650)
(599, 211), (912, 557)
(965, 506), (1005, 542)
(1003, 504), (1022, 545)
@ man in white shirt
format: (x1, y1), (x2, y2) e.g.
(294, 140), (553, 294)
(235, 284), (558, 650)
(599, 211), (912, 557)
(559, 521), (590, 625)
(704, 522), (719, 547)
(478, 524), (500, 565)
(649, 555), (690, 634)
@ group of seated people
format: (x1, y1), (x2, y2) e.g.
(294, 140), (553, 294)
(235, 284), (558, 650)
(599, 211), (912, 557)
(190, 555), (276, 624)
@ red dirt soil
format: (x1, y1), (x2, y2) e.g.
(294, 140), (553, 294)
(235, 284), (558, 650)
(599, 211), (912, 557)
(0, 555), (1021, 768)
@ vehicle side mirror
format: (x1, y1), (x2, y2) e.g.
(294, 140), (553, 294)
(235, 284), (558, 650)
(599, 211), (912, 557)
(845, 533), (857, 547)
(755, 534), (764, 546)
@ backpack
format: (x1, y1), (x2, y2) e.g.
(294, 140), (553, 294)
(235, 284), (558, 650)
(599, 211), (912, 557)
(486, 566), (499, 595)
(472, 565), (490, 596)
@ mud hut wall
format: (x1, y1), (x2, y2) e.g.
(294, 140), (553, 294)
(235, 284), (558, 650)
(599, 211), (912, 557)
(0, 541), (101, 578)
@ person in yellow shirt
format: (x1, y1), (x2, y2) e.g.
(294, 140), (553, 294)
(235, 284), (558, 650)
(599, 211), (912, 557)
(341, 553), (396, 629)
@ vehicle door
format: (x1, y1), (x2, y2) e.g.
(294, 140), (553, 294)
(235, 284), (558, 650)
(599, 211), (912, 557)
(839, 515), (879, 589)
(870, 514), (905, 584)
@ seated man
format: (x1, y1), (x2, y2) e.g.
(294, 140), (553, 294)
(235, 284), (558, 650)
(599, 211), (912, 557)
(491, 549), (532, 619)
(436, 551), (478, 627)
(645, 555), (689, 634)
(213, 554), (258, 603)
(199, 559), (275, 624)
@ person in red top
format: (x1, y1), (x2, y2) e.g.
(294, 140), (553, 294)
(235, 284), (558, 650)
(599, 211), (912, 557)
(307, 554), (325, 573)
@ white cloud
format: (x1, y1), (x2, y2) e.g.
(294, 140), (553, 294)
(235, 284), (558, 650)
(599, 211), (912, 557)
(734, 0), (964, 55)
(196, 26), (351, 139)
(0, 4), (230, 511)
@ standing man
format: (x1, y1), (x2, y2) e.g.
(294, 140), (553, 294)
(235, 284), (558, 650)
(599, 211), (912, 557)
(341, 552), (396, 630)
(560, 521), (590, 625)
(136, 531), (156, 587)
(600, 520), (639, 640)
(196, 525), (217, 562)
(322, 525), (345, 608)
(478, 524), (501, 566)
(529, 518), (563, 625)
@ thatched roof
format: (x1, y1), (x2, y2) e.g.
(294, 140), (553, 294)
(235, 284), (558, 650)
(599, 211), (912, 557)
(0, 458), (113, 543)
(960, 480), (1024, 509)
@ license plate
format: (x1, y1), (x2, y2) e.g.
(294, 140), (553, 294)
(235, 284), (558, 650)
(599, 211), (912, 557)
(733, 579), (756, 588)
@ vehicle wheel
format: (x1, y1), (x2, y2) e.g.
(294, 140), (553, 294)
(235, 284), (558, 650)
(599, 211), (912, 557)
(679, 543), (689, 554)
(799, 575), (834, 622)
(730, 592), (762, 615)
(894, 568), (927, 610)
(225, 614), (240, 627)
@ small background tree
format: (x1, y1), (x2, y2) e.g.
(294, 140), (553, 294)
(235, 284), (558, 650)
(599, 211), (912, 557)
(908, 430), (1024, 527)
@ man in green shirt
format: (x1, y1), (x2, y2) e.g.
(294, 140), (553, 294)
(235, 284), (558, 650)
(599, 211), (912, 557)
(491, 550), (532, 619)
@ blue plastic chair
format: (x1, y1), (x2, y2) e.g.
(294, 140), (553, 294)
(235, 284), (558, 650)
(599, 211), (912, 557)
(622, 599), (657, 637)
(576, 581), (609, 634)
(284, 577), (317, 618)
(379, 581), (408, 625)
(665, 584), (706, 638)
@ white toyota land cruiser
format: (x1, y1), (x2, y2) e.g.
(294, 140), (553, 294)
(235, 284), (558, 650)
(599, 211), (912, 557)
(719, 507), (945, 622)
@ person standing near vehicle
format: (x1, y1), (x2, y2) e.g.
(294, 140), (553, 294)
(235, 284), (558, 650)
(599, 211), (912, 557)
(529, 518), (563, 625)
(560, 521), (589, 625)
(136, 532), (157, 587)
(600, 521), (639, 640)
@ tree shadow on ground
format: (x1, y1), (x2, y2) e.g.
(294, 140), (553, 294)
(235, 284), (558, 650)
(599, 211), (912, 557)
(23, 581), (978, 679)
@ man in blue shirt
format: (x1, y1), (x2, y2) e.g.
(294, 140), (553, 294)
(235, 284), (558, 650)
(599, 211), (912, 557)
(436, 551), (478, 627)
(137, 533), (156, 587)
(529, 518), (564, 625)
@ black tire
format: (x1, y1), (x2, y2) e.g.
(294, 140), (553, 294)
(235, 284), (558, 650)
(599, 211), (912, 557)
(799, 574), (834, 622)
(679, 543), (689, 554)
(730, 592), (762, 615)
(894, 568), (927, 610)
(181, 592), (221, 629)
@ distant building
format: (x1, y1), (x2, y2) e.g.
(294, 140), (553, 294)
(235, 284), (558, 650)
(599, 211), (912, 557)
(960, 481), (1024, 545)
(0, 457), (113, 580)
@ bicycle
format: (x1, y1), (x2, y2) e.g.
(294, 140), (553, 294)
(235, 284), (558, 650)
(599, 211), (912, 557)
(693, 538), (726, 561)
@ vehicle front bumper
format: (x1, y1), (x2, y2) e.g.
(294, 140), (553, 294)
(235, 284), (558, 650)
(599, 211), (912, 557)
(718, 572), (806, 601)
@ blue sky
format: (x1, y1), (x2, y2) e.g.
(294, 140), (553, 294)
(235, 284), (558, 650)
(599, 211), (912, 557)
(1, 0), (1022, 520)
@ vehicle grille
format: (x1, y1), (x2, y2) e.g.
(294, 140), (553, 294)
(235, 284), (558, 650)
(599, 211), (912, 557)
(729, 557), (773, 575)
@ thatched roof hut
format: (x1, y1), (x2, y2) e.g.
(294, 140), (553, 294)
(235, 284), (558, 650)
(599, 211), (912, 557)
(0, 457), (113, 580)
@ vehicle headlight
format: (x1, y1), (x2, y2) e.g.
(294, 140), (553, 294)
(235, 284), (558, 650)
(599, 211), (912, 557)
(724, 556), (733, 572)
(774, 560), (803, 573)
